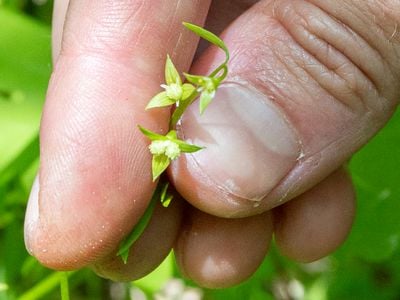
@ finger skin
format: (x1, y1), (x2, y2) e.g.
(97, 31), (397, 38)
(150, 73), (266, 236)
(91, 197), (183, 282)
(175, 208), (273, 289)
(274, 168), (356, 262)
(52, 0), (69, 62)
(24, 0), (211, 270)
(170, 0), (400, 218)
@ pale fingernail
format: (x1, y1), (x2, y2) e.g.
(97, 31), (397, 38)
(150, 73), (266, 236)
(24, 175), (40, 253)
(180, 82), (301, 201)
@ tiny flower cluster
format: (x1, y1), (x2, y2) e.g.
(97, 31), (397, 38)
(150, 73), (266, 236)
(149, 140), (181, 160)
(139, 126), (202, 181)
(118, 22), (230, 263)
(141, 23), (230, 182)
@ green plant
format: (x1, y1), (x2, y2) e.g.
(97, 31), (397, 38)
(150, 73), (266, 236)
(117, 22), (230, 264)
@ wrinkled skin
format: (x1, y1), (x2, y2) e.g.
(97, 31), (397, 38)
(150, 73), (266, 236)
(24, 0), (399, 288)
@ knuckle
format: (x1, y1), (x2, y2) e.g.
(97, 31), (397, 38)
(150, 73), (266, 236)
(272, 0), (399, 113)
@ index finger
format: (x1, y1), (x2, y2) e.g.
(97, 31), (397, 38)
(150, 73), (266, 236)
(24, 0), (211, 270)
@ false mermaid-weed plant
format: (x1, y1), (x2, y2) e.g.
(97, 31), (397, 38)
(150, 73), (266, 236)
(117, 22), (230, 263)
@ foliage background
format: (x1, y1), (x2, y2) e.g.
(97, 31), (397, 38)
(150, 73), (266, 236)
(0, 1), (399, 299)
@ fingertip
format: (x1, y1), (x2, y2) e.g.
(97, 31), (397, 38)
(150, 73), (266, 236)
(91, 197), (183, 281)
(273, 168), (356, 263)
(174, 208), (273, 289)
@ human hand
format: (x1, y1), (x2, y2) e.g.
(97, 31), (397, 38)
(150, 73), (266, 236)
(24, 0), (400, 288)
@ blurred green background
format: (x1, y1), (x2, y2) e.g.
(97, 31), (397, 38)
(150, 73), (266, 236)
(0, 1), (399, 299)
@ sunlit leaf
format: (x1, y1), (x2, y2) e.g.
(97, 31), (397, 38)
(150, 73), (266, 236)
(160, 183), (173, 207)
(183, 22), (229, 63)
(181, 83), (196, 101)
(152, 154), (170, 182)
(146, 91), (175, 110)
(165, 55), (181, 86)
(138, 126), (166, 141)
(174, 140), (204, 153)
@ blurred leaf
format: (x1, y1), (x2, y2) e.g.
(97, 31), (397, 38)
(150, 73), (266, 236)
(345, 109), (400, 262)
(0, 7), (51, 171)
(0, 135), (39, 189)
(133, 252), (175, 294)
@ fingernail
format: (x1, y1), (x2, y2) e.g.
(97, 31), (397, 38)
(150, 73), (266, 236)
(180, 82), (301, 201)
(24, 175), (40, 253)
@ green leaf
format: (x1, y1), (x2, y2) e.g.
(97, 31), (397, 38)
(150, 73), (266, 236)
(146, 91), (176, 110)
(174, 140), (204, 153)
(165, 55), (181, 86)
(160, 183), (173, 207)
(0, 134), (39, 188)
(133, 252), (174, 294)
(199, 90), (216, 114)
(165, 130), (178, 140)
(0, 8), (51, 171)
(152, 154), (170, 182)
(117, 188), (159, 263)
(184, 73), (210, 86)
(181, 83), (196, 100)
(183, 22), (230, 64)
(138, 126), (167, 141)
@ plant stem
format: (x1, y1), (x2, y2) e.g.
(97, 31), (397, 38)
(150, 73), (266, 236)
(60, 272), (70, 300)
(18, 271), (75, 300)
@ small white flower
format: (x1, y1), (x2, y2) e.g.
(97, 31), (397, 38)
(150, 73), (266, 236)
(164, 141), (181, 159)
(149, 140), (181, 160)
(162, 83), (183, 100)
(149, 140), (167, 155)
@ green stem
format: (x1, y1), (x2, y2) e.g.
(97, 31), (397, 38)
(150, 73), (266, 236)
(117, 183), (161, 263)
(170, 91), (199, 128)
(18, 271), (75, 300)
(60, 272), (70, 300)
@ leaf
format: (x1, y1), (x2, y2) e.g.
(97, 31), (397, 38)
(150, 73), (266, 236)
(174, 140), (204, 153)
(160, 183), (173, 207)
(0, 9), (51, 171)
(152, 154), (170, 182)
(165, 130), (178, 140)
(184, 73), (209, 87)
(138, 126), (167, 141)
(183, 22), (230, 63)
(133, 252), (175, 294)
(181, 83), (196, 101)
(0, 134), (39, 188)
(199, 90), (215, 114)
(146, 91), (175, 110)
(117, 189), (159, 263)
(165, 55), (181, 86)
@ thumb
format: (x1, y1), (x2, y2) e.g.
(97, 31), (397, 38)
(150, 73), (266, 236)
(170, 0), (400, 217)
(24, 0), (211, 269)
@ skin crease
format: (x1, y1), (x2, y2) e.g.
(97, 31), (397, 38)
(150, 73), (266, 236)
(171, 0), (400, 218)
(23, 0), (399, 287)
